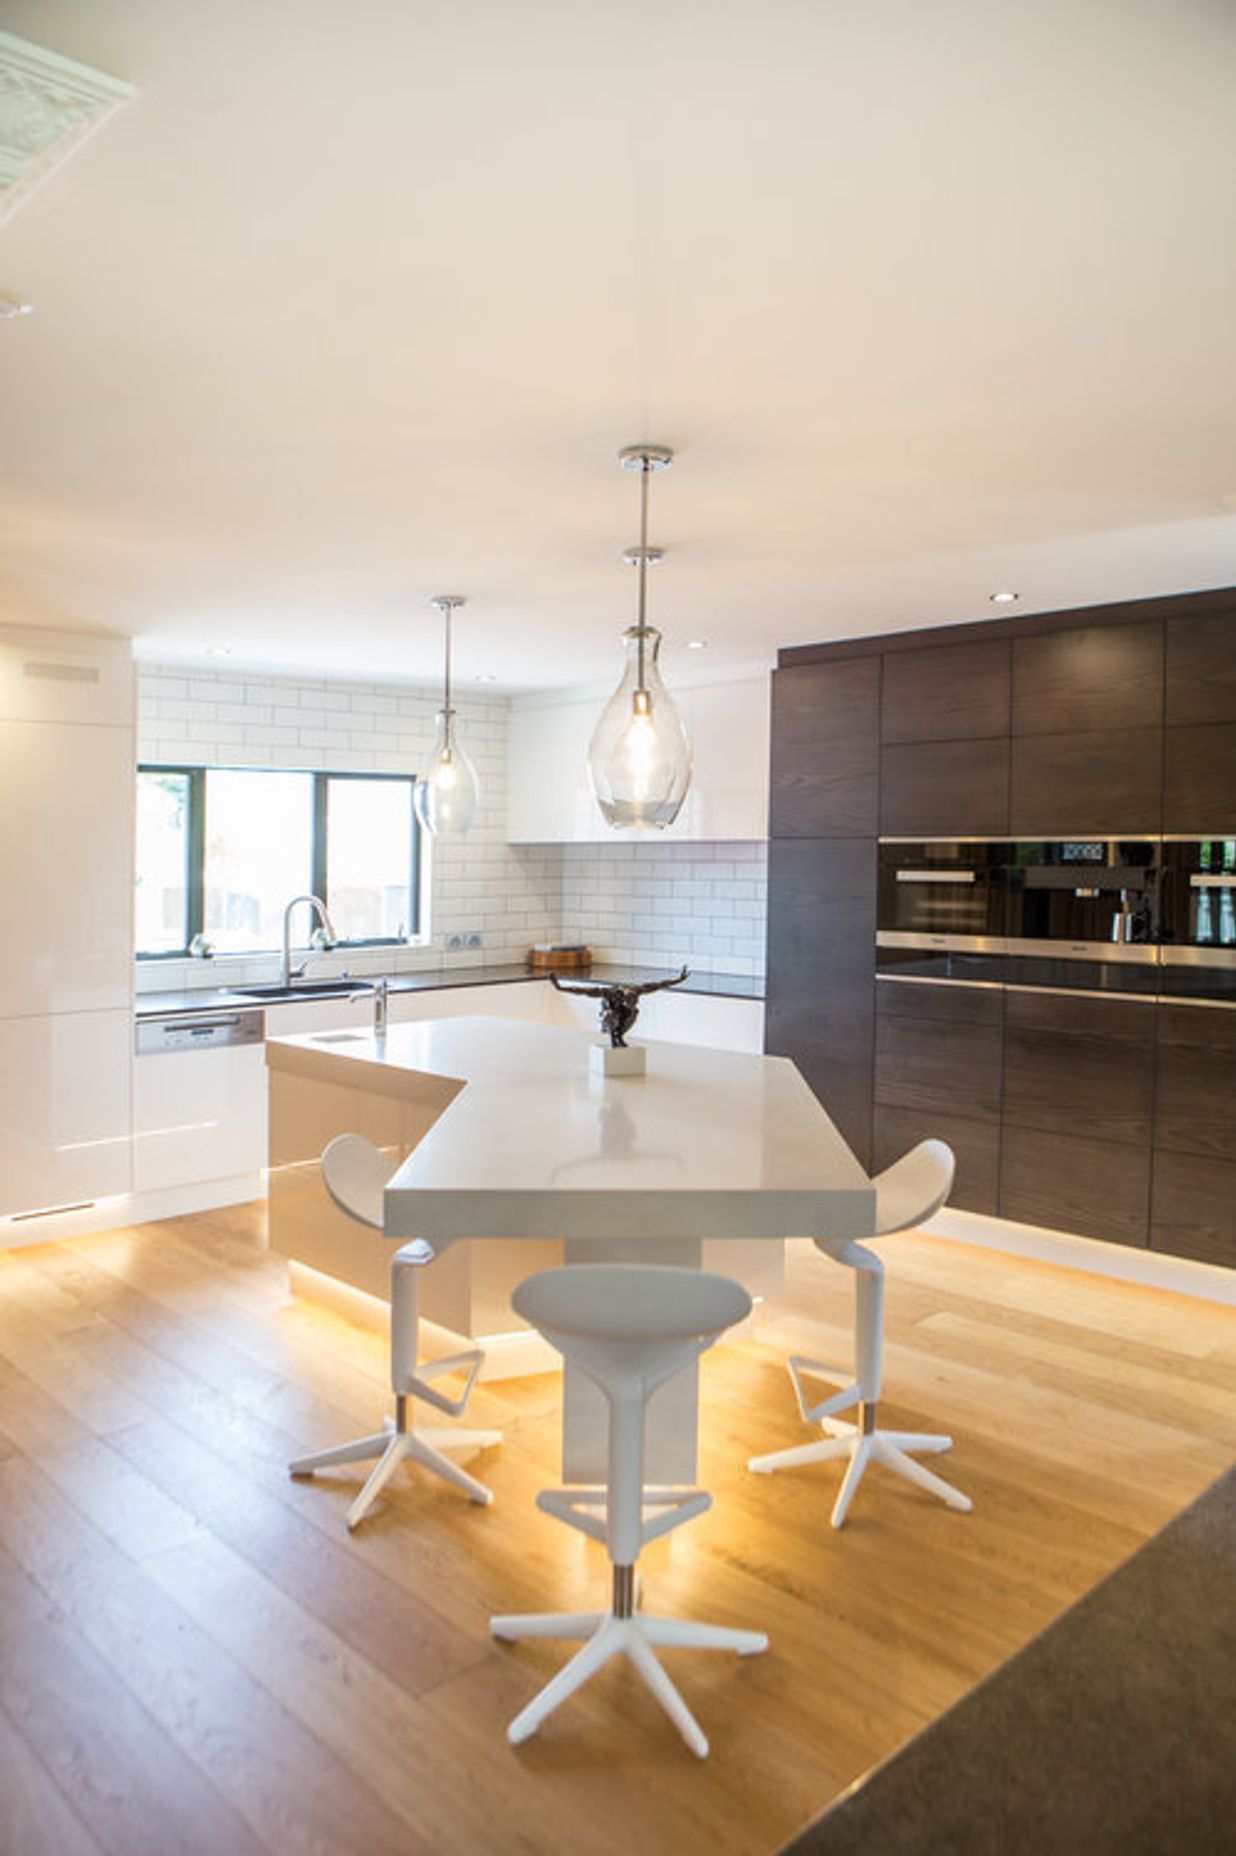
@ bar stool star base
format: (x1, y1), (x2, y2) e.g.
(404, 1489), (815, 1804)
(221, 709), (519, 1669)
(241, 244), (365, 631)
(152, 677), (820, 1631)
(491, 1264), (767, 1757)
(493, 1563), (766, 1758)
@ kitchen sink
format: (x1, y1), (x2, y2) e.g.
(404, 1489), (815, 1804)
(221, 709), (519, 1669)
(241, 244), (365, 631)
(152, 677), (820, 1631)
(225, 979), (375, 1002)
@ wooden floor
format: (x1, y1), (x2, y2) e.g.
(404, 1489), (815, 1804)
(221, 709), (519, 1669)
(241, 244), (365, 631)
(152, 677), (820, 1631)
(1, 1209), (1233, 1856)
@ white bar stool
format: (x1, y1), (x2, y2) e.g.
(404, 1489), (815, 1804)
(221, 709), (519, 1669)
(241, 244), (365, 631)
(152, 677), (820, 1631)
(289, 1133), (501, 1528)
(491, 1263), (768, 1758)
(748, 1139), (972, 1529)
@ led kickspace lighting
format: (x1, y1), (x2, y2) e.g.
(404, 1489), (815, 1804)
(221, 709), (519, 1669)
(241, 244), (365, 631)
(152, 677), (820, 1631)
(588, 444), (692, 830)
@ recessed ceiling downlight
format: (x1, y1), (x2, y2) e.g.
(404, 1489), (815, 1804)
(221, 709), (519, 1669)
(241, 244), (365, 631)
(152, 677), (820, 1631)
(686, 639), (709, 651)
(990, 590), (1019, 605)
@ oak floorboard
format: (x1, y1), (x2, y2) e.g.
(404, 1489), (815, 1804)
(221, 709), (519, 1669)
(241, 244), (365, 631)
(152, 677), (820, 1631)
(0, 1704), (105, 1856)
(1, 1204), (1233, 1855)
(0, 1458), (429, 1856)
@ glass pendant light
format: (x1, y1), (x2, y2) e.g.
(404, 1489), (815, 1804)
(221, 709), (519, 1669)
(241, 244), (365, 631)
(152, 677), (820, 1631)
(588, 444), (692, 829)
(414, 595), (479, 836)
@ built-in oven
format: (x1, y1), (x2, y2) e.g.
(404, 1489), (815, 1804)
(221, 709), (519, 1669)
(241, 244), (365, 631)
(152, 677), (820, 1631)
(877, 840), (1008, 955)
(1159, 837), (1236, 966)
(1002, 839), (1160, 962)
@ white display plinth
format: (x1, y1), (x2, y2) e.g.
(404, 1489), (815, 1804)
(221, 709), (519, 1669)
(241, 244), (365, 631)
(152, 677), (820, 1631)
(589, 1039), (646, 1078)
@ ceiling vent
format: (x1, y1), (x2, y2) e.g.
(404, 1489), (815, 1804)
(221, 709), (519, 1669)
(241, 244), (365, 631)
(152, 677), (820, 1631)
(0, 29), (133, 228)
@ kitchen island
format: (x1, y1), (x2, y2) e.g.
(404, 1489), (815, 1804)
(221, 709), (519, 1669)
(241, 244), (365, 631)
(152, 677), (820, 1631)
(267, 1014), (873, 1477)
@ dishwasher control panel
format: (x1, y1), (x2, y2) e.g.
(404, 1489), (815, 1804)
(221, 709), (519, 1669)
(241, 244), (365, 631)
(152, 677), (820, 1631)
(136, 1009), (265, 1054)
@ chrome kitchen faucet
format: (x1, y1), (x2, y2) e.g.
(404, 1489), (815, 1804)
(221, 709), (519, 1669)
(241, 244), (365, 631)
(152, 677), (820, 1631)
(282, 894), (337, 988)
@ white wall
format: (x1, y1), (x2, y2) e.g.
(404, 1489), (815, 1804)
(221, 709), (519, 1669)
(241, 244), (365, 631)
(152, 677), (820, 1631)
(137, 664), (561, 988)
(137, 664), (769, 987)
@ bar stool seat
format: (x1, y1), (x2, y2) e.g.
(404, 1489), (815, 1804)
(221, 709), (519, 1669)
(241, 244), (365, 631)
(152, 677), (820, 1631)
(288, 1133), (500, 1528)
(491, 1263), (767, 1758)
(748, 1139), (972, 1529)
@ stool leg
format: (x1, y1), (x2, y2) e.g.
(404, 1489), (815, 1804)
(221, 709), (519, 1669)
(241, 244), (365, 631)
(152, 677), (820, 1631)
(346, 1433), (412, 1531)
(830, 1430), (875, 1530)
(873, 1435), (972, 1512)
(406, 1433), (494, 1505)
(491, 1612), (602, 1642)
(289, 1430), (390, 1477)
(641, 1615), (769, 1656)
(624, 1631), (709, 1759)
(505, 1620), (621, 1747)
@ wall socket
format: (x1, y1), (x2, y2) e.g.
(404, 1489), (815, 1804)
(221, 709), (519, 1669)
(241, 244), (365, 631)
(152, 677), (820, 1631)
(444, 931), (484, 951)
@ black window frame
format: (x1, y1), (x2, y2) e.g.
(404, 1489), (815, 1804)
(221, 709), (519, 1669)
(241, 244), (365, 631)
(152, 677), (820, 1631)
(136, 763), (422, 960)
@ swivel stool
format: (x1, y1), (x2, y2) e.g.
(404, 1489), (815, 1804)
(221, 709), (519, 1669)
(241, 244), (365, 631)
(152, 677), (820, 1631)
(748, 1139), (971, 1529)
(491, 1263), (768, 1757)
(289, 1133), (500, 1528)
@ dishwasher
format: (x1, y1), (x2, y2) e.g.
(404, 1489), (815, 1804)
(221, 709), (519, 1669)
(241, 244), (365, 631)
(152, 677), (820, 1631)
(133, 1007), (267, 1194)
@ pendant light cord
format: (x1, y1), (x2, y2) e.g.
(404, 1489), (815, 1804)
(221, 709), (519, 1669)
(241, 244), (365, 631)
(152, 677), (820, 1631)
(443, 601), (453, 745)
(637, 456), (650, 692)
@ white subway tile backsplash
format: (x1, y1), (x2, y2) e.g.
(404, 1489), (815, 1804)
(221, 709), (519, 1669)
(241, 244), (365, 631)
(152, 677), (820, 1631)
(138, 666), (766, 984)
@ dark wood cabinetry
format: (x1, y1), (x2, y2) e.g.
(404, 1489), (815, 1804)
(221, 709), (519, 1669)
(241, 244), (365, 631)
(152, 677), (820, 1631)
(767, 586), (1236, 1268)
(1165, 611), (1236, 726)
(764, 837), (876, 1167)
(1002, 992), (1156, 1146)
(1000, 1125), (1151, 1248)
(1009, 728), (1162, 835)
(873, 979), (1001, 1213)
(1150, 1150), (1236, 1268)
(881, 639), (1011, 744)
(769, 659), (879, 837)
(1011, 622), (1163, 735)
(1163, 723), (1236, 833)
(1150, 1005), (1236, 1267)
(881, 739), (1010, 837)
(998, 991), (1154, 1247)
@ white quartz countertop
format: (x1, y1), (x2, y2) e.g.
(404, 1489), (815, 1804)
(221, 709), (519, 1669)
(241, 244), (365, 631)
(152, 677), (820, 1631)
(267, 1015), (874, 1244)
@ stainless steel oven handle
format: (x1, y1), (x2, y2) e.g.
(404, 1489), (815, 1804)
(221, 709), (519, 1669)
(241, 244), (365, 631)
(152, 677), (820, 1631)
(894, 869), (977, 883)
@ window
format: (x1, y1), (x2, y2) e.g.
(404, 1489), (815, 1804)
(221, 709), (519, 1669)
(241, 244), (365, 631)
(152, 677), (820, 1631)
(136, 765), (421, 957)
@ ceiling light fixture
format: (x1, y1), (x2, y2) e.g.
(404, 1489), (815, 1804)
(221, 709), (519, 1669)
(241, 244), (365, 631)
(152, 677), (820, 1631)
(588, 444), (692, 830)
(414, 595), (479, 836)
(990, 590), (1019, 605)
(0, 293), (33, 318)
(686, 638), (708, 651)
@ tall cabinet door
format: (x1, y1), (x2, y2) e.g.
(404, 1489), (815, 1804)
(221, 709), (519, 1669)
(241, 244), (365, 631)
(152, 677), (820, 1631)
(0, 1010), (132, 1215)
(0, 629), (134, 1224)
(0, 720), (133, 1016)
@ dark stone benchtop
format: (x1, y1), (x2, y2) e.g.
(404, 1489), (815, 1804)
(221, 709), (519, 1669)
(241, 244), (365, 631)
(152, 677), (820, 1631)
(136, 962), (764, 1018)
(782, 1463), (1236, 1856)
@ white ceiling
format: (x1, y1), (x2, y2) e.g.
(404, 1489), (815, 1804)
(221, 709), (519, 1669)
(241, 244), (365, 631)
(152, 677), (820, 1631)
(1, 0), (1234, 691)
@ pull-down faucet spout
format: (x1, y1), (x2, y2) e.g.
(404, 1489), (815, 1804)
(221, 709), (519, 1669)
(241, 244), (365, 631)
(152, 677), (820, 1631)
(282, 894), (337, 988)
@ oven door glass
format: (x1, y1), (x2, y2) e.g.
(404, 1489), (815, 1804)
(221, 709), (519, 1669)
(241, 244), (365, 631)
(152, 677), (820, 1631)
(877, 841), (1008, 953)
(1003, 839), (1159, 961)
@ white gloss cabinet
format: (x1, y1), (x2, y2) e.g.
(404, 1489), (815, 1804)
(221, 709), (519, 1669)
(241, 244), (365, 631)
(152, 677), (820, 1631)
(134, 1040), (266, 1192)
(506, 673), (770, 844)
(0, 1008), (132, 1215)
(0, 720), (133, 1016)
(0, 628), (135, 1231)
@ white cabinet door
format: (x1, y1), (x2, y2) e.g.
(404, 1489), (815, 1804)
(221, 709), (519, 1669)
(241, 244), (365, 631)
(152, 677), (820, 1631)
(0, 628), (133, 727)
(506, 675), (770, 843)
(133, 1043), (266, 1192)
(0, 1009), (131, 1217)
(0, 719), (134, 1017)
(635, 990), (765, 1054)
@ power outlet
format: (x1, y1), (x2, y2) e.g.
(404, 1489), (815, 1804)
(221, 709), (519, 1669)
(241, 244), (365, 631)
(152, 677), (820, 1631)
(465, 932), (483, 949)
(444, 932), (465, 951)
